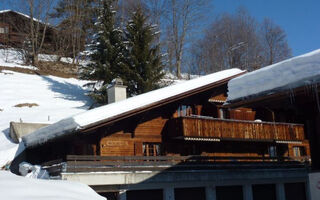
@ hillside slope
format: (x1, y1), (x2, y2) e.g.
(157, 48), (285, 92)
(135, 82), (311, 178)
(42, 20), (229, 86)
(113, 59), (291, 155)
(0, 70), (92, 167)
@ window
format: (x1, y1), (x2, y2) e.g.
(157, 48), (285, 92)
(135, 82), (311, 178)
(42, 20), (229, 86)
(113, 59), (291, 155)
(268, 146), (277, 157)
(177, 105), (192, 117)
(252, 184), (276, 200)
(0, 27), (9, 34)
(219, 108), (226, 119)
(143, 143), (161, 156)
(293, 146), (306, 157)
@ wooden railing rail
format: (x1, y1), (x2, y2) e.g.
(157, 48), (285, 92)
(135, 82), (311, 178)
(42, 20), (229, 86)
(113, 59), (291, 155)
(66, 155), (309, 163)
(41, 155), (310, 175)
(171, 116), (305, 141)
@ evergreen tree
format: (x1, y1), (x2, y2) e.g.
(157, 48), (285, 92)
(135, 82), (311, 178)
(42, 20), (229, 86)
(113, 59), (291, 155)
(81, 0), (129, 104)
(125, 7), (164, 95)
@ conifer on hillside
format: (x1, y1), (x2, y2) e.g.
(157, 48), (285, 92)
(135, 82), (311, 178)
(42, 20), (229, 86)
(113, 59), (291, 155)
(81, 0), (130, 104)
(125, 7), (164, 95)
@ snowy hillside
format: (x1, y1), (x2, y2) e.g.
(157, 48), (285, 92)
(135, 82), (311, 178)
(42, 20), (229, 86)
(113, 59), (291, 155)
(0, 70), (92, 166)
(0, 48), (37, 70)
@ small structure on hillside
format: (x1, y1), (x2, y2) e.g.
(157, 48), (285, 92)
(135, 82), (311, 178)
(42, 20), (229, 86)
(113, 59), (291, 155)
(10, 122), (49, 143)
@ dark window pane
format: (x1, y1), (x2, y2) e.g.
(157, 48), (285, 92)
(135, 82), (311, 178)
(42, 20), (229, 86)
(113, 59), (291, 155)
(285, 182), (306, 200)
(252, 184), (276, 200)
(127, 189), (163, 200)
(216, 186), (243, 200)
(175, 187), (206, 200)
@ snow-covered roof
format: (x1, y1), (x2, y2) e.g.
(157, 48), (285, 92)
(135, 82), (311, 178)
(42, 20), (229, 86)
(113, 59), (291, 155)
(226, 49), (320, 104)
(0, 10), (43, 24)
(22, 68), (244, 148)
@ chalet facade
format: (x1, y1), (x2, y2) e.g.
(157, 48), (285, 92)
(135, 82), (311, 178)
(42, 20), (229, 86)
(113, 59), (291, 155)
(226, 49), (320, 170)
(0, 10), (55, 51)
(18, 68), (311, 200)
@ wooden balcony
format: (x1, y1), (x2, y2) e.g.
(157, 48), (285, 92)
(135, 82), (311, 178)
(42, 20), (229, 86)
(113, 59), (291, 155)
(169, 116), (305, 142)
(42, 155), (309, 176)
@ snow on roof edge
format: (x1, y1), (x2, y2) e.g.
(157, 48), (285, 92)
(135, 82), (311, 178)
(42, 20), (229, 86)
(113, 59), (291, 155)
(22, 68), (244, 148)
(226, 49), (320, 104)
(0, 9), (44, 24)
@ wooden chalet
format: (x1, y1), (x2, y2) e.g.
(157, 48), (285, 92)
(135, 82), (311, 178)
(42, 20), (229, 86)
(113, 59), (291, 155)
(21, 68), (310, 166)
(17, 68), (311, 200)
(0, 10), (55, 51)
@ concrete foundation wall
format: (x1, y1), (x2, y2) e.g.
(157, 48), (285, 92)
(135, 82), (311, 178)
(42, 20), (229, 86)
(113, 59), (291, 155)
(10, 122), (49, 143)
(62, 168), (310, 200)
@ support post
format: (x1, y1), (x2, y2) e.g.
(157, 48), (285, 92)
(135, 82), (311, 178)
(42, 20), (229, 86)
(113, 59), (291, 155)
(243, 184), (253, 200)
(276, 183), (286, 200)
(119, 190), (127, 200)
(205, 186), (216, 200)
(163, 187), (175, 200)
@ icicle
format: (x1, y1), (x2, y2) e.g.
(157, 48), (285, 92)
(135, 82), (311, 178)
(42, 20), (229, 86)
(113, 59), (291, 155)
(313, 83), (320, 112)
(288, 88), (295, 105)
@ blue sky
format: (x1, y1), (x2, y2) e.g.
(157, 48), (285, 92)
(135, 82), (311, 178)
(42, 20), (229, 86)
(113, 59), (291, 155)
(0, 0), (319, 56)
(212, 0), (320, 56)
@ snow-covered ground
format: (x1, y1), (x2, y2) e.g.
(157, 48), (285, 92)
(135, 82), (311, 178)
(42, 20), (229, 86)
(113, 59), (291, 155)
(0, 47), (89, 70)
(0, 171), (105, 200)
(0, 48), (37, 70)
(227, 49), (320, 103)
(0, 70), (93, 167)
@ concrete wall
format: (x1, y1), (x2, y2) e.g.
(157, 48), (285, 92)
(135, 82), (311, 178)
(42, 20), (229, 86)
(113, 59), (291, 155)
(62, 168), (310, 200)
(10, 122), (49, 143)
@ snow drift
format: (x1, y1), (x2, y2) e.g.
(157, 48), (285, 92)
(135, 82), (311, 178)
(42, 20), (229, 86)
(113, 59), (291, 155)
(0, 171), (105, 200)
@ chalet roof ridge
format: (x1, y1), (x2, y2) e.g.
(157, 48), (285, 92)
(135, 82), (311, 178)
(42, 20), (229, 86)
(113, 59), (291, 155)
(0, 9), (44, 24)
(22, 68), (245, 148)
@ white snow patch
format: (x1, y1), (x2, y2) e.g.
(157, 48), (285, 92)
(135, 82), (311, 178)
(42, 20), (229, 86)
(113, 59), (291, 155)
(0, 171), (105, 200)
(227, 49), (320, 102)
(0, 48), (37, 70)
(0, 70), (92, 167)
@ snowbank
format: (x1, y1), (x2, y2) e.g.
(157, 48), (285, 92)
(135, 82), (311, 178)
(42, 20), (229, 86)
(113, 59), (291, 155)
(23, 68), (244, 148)
(0, 70), (92, 167)
(0, 171), (105, 200)
(227, 49), (320, 103)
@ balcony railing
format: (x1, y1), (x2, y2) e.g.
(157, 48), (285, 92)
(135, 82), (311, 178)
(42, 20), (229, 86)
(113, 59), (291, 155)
(169, 116), (305, 142)
(41, 155), (309, 176)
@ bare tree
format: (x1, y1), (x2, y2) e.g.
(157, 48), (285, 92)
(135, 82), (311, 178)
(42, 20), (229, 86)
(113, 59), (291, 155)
(51, 0), (96, 64)
(195, 9), (262, 72)
(165, 0), (208, 78)
(190, 8), (292, 74)
(26, 0), (54, 65)
(260, 18), (291, 65)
